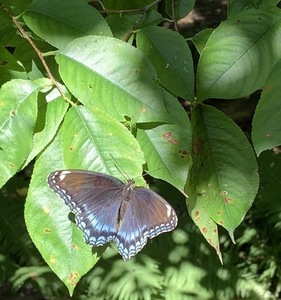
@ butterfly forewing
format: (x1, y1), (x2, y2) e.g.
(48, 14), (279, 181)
(116, 185), (178, 260)
(48, 170), (124, 246)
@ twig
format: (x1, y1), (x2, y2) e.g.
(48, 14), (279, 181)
(0, 4), (74, 105)
(171, 0), (179, 32)
(122, 0), (163, 42)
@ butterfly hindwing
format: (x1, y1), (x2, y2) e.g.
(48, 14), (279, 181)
(116, 186), (178, 260)
(48, 170), (124, 246)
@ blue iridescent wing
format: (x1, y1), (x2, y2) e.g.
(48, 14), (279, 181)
(115, 186), (178, 260)
(48, 170), (124, 246)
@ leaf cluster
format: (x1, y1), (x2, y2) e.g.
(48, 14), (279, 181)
(0, 0), (280, 298)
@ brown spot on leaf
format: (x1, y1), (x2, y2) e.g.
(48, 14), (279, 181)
(192, 137), (203, 154)
(67, 272), (79, 287)
(217, 210), (222, 215)
(202, 227), (207, 234)
(10, 110), (15, 118)
(168, 138), (178, 145)
(265, 132), (271, 138)
(263, 84), (271, 91)
(178, 149), (188, 158)
(163, 131), (172, 139)
(72, 244), (79, 250)
(44, 228), (51, 233)
(9, 163), (15, 168)
(224, 197), (232, 203)
(69, 146), (75, 151)
(141, 107), (147, 113)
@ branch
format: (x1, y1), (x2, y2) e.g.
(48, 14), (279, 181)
(0, 4), (74, 105)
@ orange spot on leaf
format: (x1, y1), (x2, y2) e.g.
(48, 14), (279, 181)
(141, 107), (147, 113)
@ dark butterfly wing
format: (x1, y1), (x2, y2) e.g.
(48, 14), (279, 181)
(115, 186), (178, 260)
(48, 170), (124, 246)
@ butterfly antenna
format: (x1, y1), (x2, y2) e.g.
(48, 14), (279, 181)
(109, 154), (130, 181)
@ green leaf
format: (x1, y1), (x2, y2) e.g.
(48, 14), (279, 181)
(106, 15), (133, 40)
(103, 0), (155, 10)
(137, 90), (191, 192)
(14, 40), (58, 81)
(0, 45), (27, 86)
(189, 104), (259, 235)
(191, 28), (214, 55)
(228, 0), (280, 16)
(25, 105), (146, 293)
(56, 35), (170, 123)
(23, 80), (69, 167)
(166, 0), (195, 20)
(125, 10), (164, 30)
(197, 7), (281, 101)
(186, 183), (222, 263)
(252, 60), (281, 156)
(23, 0), (112, 49)
(0, 79), (40, 187)
(137, 26), (194, 101)
(62, 106), (145, 185)
(25, 131), (98, 296)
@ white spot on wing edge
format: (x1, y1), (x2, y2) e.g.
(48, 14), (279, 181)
(166, 204), (172, 217)
(59, 170), (71, 181)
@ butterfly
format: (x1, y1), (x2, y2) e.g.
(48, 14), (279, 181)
(47, 170), (178, 260)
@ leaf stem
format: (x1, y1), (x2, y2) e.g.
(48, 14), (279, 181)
(0, 4), (74, 106)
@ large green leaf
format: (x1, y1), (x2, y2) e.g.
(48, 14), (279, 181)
(189, 105), (259, 235)
(252, 59), (281, 156)
(0, 79), (40, 187)
(56, 35), (170, 123)
(25, 105), (145, 294)
(197, 7), (281, 100)
(25, 132), (97, 296)
(137, 90), (191, 192)
(137, 26), (194, 101)
(23, 0), (112, 49)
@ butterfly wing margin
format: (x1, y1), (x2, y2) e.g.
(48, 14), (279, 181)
(48, 170), (124, 247)
(115, 187), (178, 260)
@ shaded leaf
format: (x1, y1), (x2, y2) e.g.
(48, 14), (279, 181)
(137, 26), (194, 101)
(189, 104), (259, 234)
(197, 7), (281, 100)
(23, 0), (112, 49)
(252, 60), (281, 156)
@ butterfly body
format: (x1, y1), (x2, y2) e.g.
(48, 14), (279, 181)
(48, 170), (177, 260)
